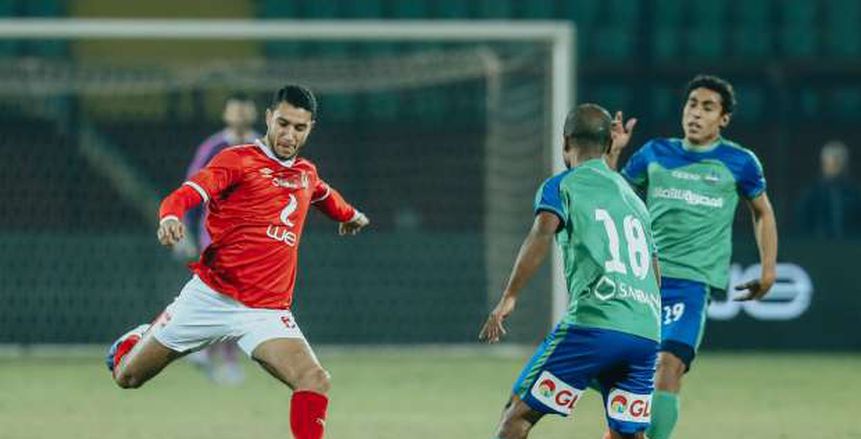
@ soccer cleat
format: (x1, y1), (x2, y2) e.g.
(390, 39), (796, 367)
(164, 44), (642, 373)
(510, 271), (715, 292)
(105, 324), (150, 373)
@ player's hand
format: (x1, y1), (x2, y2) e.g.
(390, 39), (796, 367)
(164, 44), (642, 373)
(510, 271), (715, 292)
(609, 111), (638, 153)
(733, 272), (776, 301)
(157, 217), (186, 249)
(170, 233), (198, 261)
(339, 212), (370, 236)
(479, 294), (517, 344)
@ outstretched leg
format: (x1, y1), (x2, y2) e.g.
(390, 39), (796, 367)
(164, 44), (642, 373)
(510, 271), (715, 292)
(107, 319), (184, 389)
(646, 351), (684, 439)
(252, 338), (330, 439)
(493, 395), (544, 439)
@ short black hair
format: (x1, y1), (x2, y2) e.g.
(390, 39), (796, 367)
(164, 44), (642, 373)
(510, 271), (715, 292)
(270, 84), (317, 119)
(684, 74), (736, 114)
(563, 103), (613, 153)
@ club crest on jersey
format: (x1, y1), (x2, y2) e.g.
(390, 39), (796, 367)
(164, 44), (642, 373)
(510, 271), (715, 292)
(259, 168), (309, 190)
(606, 388), (651, 423)
(529, 371), (582, 415)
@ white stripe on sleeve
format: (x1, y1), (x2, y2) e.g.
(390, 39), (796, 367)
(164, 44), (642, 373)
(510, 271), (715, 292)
(311, 185), (332, 204)
(183, 181), (210, 203)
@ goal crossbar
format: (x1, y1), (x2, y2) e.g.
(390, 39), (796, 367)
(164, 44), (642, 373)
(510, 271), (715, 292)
(0, 17), (575, 325)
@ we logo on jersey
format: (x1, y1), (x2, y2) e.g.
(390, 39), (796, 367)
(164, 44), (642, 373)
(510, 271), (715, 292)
(279, 194), (298, 227)
(266, 194), (299, 246)
(606, 388), (651, 423)
(529, 371), (583, 415)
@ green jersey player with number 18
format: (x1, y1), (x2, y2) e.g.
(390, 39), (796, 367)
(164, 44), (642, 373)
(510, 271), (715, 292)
(607, 75), (779, 439)
(480, 104), (661, 439)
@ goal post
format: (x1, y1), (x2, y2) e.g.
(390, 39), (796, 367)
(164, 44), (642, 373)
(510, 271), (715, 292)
(0, 18), (575, 342)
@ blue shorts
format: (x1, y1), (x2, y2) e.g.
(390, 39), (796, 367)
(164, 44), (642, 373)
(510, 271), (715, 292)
(512, 325), (659, 435)
(659, 277), (714, 369)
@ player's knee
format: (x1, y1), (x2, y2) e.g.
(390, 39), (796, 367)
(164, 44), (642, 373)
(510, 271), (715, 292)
(655, 353), (685, 390)
(297, 367), (331, 394)
(114, 369), (144, 389)
(658, 353), (685, 376)
(495, 398), (536, 439)
(496, 415), (531, 439)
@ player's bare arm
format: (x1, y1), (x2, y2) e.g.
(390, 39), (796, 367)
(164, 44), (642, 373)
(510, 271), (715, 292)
(734, 193), (778, 301)
(479, 212), (559, 344)
(338, 211), (370, 236)
(157, 217), (186, 248)
(606, 110), (638, 170)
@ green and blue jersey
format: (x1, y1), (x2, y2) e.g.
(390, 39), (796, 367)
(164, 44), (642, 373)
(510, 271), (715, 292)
(535, 158), (661, 342)
(621, 137), (766, 290)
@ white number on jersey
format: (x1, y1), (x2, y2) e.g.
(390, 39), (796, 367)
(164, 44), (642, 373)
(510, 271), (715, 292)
(594, 208), (651, 280)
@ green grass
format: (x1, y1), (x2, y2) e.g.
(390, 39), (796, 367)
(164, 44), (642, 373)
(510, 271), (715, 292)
(0, 349), (858, 439)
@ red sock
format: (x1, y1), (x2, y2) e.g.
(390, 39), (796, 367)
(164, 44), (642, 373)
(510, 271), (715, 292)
(290, 390), (328, 439)
(112, 334), (141, 377)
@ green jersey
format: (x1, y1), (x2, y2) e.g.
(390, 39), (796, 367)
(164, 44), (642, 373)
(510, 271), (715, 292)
(535, 158), (661, 342)
(621, 137), (766, 289)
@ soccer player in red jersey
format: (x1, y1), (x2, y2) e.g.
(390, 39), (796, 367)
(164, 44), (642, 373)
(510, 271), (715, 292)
(105, 85), (369, 439)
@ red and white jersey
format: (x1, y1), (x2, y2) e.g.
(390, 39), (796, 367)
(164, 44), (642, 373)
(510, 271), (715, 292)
(159, 140), (357, 309)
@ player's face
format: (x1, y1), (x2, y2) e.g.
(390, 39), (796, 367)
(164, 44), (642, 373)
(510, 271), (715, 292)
(682, 87), (730, 145)
(265, 102), (314, 160)
(223, 100), (257, 132)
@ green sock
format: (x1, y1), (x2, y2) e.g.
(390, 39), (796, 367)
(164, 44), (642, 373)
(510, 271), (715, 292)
(646, 390), (679, 439)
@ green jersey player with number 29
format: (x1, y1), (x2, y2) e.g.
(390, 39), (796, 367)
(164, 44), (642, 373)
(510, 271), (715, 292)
(607, 75), (779, 439)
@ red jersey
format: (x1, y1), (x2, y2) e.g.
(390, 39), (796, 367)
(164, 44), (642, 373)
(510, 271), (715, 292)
(159, 141), (357, 309)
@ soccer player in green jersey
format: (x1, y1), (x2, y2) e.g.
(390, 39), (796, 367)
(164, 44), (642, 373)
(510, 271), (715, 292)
(480, 104), (662, 439)
(607, 75), (779, 439)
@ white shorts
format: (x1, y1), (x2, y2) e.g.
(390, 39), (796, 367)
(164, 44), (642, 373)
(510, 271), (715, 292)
(151, 275), (306, 356)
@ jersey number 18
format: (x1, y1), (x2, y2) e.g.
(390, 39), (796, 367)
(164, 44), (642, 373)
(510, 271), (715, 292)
(594, 208), (650, 280)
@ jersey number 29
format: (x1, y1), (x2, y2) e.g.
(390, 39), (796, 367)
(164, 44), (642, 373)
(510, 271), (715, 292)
(594, 208), (650, 279)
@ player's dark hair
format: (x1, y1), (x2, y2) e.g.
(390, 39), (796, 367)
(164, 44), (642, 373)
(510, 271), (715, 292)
(270, 84), (317, 119)
(563, 103), (613, 153)
(684, 74), (736, 114)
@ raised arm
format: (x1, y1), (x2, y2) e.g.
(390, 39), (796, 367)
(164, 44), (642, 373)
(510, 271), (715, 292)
(311, 179), (369, 235)
(157, 149), (242, 248)
(157, 185), (204, 248)
(479, 212), (560, 343)
(606, 111), (638, 170)
(734, 193), (778, 300)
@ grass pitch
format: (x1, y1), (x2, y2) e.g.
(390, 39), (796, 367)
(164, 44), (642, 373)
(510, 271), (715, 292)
(0, 348), (857, 439)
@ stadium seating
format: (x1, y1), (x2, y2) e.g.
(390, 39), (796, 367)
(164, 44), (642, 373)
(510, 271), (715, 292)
(780, 0), (818, 58)
(474, 0), (514, 18)
(3, 0), (860, 346)
(824, 0), (861, 57)
(730, 0), (773, 58)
